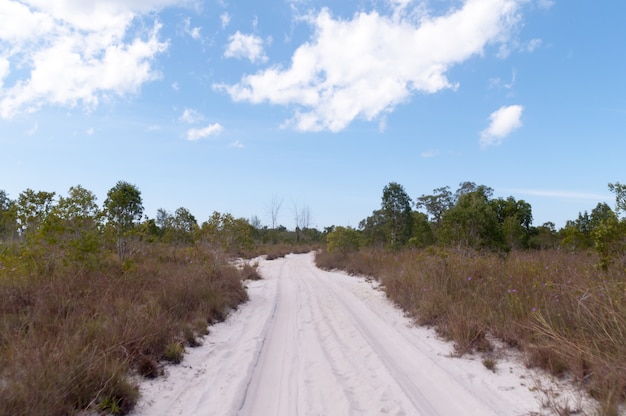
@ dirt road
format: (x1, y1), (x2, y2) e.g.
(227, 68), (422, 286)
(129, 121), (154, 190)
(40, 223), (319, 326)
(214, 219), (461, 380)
(132, 252), (547, 415)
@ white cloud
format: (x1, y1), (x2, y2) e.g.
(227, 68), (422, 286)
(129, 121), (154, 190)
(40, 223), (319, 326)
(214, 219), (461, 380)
(224, 31), (268, 63)
(179, 108), (202, 123)
(186, 123), (224, 141)
(86, 127), (94, 135)
(216, 0), (527, 132)
(420, 149), (439, 158)
(489, 69), (516, 89)
(480, 104), (523, 147)
(525, 38), (542, 52)
(536, 0), (554, 10)
(171, 82), (180, 91)
(184, 17), (201, 40)
(0, 57), (9, 88)
(0, 0), (179, 119)
(229, 140), (245, 148)
(509, 189), (610, 201)
(220, 12), (231, 28)
(26, 122), (38, 136)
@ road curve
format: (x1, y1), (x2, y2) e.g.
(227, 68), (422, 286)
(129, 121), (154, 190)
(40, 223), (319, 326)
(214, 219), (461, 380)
(132, 252), (544, 416)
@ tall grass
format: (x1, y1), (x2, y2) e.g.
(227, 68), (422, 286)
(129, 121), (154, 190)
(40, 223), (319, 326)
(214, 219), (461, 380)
(317, 248), (626, 415)
(0, 243), (249, 416)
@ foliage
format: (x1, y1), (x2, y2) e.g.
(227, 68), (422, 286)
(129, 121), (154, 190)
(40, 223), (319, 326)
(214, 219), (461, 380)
(381, 182), (414, 248)
(608, 182), (626, 216)
(438, 185), (504, 250)
(0, 190), (17, 239)
(104, 181), (143, 235)
(326, 226), (360, 254)
(104, 181), (143, 261)
(199, 211), (255, 256)
(415, 186), (453, 225)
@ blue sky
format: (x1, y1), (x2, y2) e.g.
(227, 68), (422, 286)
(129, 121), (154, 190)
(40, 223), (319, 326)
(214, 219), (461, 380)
(1, 0), (624, 229)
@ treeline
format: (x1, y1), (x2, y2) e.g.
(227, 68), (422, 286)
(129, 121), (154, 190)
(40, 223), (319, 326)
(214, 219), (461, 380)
(0, 181), (325, 269)
(327, 181), (626, 266)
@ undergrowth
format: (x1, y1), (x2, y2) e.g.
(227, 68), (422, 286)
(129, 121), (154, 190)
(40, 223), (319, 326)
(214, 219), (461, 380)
(316, 247), (626, 415)
(0, 243), (249, 416)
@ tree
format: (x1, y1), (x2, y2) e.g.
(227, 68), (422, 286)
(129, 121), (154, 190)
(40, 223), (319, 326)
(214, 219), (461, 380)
(15, 189), (56, 236)
(266, 195), (283, 229)
(199, 212), (254, 255)
(359, 209), (387, 247)
(381, 182), (414, 248)
(439, 186), (503, 250)
(104, 181), (143, 260)
(171, 207), (197, 244)
(490, 196), (533, 249)
(415, 186), (453, 225)
(45, 185), (102, 263)
(292, 202), (313, 242)
(327, 226), (360, 254)
(0, 190), (17, 239)
(409, 212), (434, 248)
(608, 182), (626, 217)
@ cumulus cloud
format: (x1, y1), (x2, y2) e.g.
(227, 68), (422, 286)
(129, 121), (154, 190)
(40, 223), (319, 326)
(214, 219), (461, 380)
(420, 149), (439, 158)
(224, 31), (268, 63)
(184, 17), (201, 40)
(220, 12), (231, 29)
(179, 108), (202, 123)
(216, 0), (527, 132)
(186, 123), (224, 141)
(0, 0), (179, 119)
(0, 57), (9, 88)
(480, 104), (523, 147)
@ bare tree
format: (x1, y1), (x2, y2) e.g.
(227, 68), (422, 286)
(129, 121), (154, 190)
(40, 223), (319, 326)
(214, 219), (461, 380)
(266, 195), (283, 229)
(292, 201), (313, 241)
(250, 214), (262, 229)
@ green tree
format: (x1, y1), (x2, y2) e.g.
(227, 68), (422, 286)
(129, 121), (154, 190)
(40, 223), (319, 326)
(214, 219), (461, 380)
(0, 190), (17, 239)
(199, 212), (254, 255)
(408, 211), (434, 248)
(170, 207), (198, 244)
(415, 186), (453, 225)
(439, 186), (503, 250)
(104, 181), (143, 260)
(15, 189), (56, 236)
(44, 185), (103, 264)
(327, 226), (361, 254)
(490, 196), (533, 249)
(529, 222), (558, 250)
(608, 182), (626, 217)
(381, 182), (414, 248)
(359, 209), (388, 248)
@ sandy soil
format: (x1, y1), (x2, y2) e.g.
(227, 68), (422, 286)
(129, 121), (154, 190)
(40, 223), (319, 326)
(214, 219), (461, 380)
(131, 252), (579, 416)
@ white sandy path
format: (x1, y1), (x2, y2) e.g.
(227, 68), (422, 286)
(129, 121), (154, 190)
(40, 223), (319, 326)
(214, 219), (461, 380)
(131, 252), (551, 416)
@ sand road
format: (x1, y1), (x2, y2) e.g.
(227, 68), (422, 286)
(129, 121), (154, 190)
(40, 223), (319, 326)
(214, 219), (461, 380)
(132, 252), (549, 416)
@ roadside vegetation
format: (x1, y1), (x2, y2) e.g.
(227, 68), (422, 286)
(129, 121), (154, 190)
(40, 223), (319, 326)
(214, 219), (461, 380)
(0, 184), (323, 416)
(319, 181), (626, 415)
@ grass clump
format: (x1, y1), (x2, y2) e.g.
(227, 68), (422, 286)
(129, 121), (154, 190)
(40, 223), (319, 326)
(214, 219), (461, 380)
(0, 243), (249, 416)
(316, 247), (626, 414)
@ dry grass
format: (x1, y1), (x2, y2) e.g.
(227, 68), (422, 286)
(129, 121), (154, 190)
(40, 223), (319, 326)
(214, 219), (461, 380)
(0, 243), (248, 416)
(243, 243), (320, 261)
(316, 247), (626, 415)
